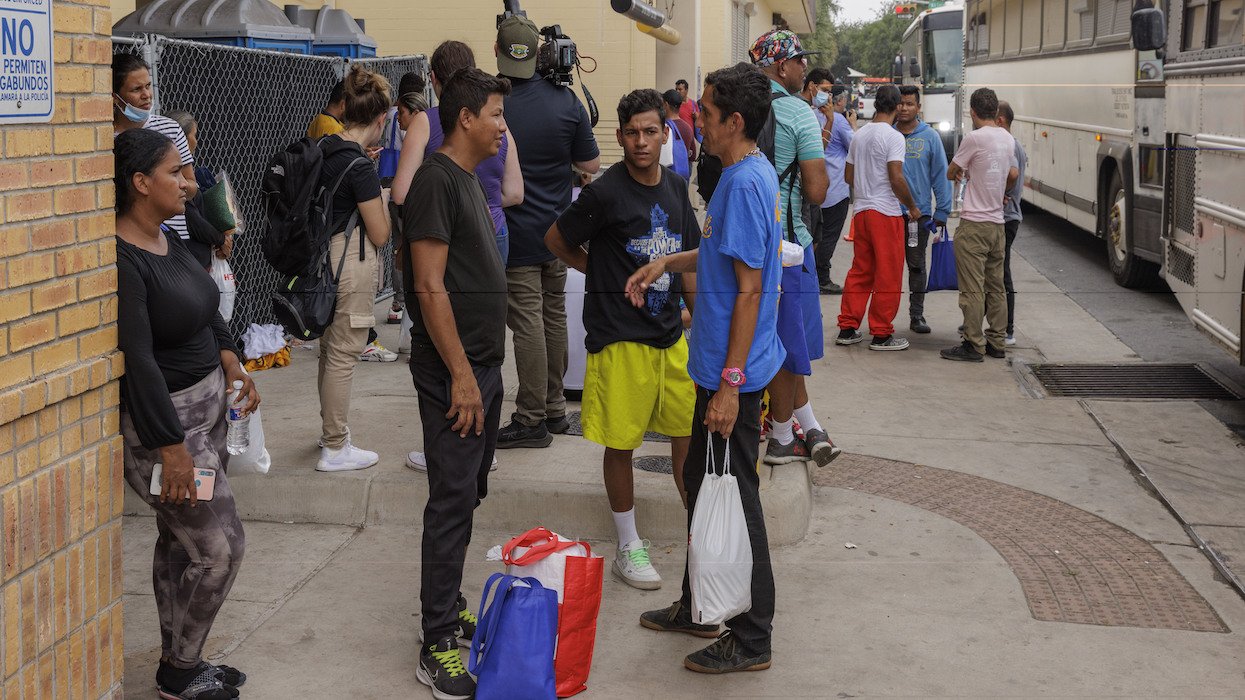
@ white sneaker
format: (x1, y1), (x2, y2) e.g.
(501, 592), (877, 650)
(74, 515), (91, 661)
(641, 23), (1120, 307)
(316, 442), (379, 472)
(1005, 334), (1017, 346)
(406, 451), (498, 473)
(612, 539), (661, 590)
(360, 341), (398, 362)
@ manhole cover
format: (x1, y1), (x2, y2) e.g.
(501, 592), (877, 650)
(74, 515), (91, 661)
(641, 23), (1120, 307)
(1029, 364), (1240, 400)
(564, 411), (672, 443)
(633, 456), (673, 474)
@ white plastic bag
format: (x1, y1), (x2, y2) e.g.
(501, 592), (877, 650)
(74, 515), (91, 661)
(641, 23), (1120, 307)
(688, 440), (752, 625)
(210, 258), (236, 323)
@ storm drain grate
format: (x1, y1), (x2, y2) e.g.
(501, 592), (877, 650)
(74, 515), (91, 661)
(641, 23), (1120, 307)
(1029, 364), (1240, 400)
(633, 456), (674, 474)
(564, 411), (672, 443)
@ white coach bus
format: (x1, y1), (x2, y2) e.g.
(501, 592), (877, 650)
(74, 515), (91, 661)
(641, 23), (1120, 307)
(964, 0), (1243, 363)
(895, 1), (965, 158)
(962, 0), (1164, 288)
(1140, 0), (1244, 362)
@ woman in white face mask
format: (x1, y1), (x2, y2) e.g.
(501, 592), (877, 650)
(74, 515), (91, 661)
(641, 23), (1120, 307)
(113, 53), (200, 237)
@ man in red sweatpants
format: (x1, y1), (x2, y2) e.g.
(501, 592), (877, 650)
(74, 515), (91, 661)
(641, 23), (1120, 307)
(835, 85), (920, 351)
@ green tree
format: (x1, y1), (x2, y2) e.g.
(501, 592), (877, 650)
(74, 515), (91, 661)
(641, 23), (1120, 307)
(799, 0), (843, 61)
(826, 2), (916, 80)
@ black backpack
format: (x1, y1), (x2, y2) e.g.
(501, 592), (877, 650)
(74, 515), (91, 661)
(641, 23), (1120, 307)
(696, 91), (801, 242)
(264, 137), (369, 339)
(261, 137), (366, 276)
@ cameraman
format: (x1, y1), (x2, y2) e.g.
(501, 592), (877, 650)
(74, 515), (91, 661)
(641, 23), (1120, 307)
(494, 14), (601, 449)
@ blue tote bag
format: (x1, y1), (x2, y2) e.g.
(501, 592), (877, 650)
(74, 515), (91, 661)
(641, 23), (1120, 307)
(470, 573), (559, 700)
(927, 224), (958, 291)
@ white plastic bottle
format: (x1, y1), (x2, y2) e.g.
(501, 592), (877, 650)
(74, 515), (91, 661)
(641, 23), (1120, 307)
(906, 218), (919, 248)
(226, 379), (250, 455)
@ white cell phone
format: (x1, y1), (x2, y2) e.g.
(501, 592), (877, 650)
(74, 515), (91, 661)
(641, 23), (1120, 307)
(150, 463), (216, 501)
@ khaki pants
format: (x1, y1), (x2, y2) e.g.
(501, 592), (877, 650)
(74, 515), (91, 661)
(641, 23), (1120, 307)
(953, 219), (1007, 353)
(318, 231), (377, 449)
(505, 260), (568, 426)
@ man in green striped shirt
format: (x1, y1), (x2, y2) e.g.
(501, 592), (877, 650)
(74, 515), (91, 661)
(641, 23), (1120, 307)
(748, 30), (840, 469)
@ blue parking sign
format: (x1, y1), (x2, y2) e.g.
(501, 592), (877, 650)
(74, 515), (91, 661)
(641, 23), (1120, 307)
(0, 0), (54, 123)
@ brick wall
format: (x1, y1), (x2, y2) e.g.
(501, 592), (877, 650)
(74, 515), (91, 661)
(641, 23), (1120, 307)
(0, 1), (125, 698)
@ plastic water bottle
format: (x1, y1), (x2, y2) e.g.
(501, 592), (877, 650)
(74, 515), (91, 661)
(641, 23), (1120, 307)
(226, 380), (250, 455)
(906, 218), (919, 248)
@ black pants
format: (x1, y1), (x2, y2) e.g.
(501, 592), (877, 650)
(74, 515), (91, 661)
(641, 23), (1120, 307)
(678, 386), (774, 656)
(904, 214), (933, 319)
(817, 198), (850, 287)
(1003, 220), (1018, 334)
(411, 359), (504, 642)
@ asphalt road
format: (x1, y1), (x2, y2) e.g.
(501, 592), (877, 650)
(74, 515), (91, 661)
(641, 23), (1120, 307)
(1012, 203), (1245, 436)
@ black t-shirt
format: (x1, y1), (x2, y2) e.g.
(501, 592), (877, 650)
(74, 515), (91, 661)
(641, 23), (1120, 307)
(117, 230), (239, 449)
(502, 77), (600, 267)
(402, 153), (507, 367)
(557, 163), (700, 353)
(320, 135), (381, 235)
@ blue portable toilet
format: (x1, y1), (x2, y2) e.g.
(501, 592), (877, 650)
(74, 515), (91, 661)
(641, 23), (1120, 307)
(113, 0), (313, 54)
(284, 4), (377, 58)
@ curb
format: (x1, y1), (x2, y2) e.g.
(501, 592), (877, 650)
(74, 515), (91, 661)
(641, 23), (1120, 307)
(124, 456), (814, 545)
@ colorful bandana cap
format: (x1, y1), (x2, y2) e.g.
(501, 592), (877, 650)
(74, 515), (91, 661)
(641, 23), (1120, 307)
(749, 29), (817, 67)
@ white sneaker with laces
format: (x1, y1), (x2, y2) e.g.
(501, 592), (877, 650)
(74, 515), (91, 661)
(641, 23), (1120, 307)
(360, 341), (398, 362)
(406, 451), (497, 472)
(316, 442), (379, 472)
(612, 539), (661, 590)
(1005, 334), (1017, 346)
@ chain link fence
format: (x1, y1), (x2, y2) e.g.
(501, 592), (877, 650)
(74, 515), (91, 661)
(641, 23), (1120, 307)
(111, 35), (428, 342)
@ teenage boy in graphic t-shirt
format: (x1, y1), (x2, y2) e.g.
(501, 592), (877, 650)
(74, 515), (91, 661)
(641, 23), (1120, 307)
(625, 63), (783, 676)
(546, 89), (700, 592)
(941, 87), (1019, 363)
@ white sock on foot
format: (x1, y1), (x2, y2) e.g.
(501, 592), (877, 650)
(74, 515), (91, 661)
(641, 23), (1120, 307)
(613, 507), (640, 548)
(769, 417), (795, 445)
(793, 402), (822, 432)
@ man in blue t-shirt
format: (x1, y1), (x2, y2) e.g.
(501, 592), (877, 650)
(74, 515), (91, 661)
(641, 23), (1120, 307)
(626, 63), (783, 676)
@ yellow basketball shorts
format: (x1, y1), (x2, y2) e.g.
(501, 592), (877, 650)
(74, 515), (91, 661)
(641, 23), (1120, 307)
(581, 337), (696, 451)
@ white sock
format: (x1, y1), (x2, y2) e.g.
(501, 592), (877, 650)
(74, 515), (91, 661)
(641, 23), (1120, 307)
(769, 416), (795, 445)
(793, 402), (822, 433)
(613, 508), (640, 548)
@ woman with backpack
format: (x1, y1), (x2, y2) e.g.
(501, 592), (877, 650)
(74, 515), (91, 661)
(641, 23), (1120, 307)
(313, 66), (395, 473)
(115, 127), (259, 700)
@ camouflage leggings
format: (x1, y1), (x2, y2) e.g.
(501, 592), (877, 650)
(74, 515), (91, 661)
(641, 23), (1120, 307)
(121, 367), (246, 668)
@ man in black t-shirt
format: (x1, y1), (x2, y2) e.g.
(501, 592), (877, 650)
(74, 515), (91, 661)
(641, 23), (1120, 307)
(401, 68), (511, 700)
(546, 89), (699, 591)
(495, 14), (601, 449)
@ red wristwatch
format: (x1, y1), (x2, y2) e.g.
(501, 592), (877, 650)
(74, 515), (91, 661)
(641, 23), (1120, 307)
(721, 367), (746, 388)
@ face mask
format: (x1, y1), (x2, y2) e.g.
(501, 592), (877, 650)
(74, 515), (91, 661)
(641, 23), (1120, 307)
(812, 91), (830, 109)
(115, 94), (150, 124)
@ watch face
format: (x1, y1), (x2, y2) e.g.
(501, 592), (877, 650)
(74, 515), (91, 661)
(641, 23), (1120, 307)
(725, 369), (743, 385)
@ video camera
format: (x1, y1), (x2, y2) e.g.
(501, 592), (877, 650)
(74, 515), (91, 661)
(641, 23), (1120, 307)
(497, 1), (577, 87)
(496, 0), (598, 125)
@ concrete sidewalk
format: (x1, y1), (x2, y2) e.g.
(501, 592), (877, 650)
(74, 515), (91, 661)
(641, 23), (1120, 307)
(120, 236), (1245, 698)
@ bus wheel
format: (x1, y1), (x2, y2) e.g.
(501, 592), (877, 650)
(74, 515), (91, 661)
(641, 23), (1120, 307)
(1104, 169), (1159, 288)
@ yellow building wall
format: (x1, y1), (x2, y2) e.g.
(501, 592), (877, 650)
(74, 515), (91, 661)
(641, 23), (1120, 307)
(1, 1), (126, 697)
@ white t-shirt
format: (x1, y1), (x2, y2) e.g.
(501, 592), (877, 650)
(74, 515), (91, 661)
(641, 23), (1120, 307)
(142, 114), (194, 239)
(846, 121), (906, 217)
(953, 125), (1017, 224)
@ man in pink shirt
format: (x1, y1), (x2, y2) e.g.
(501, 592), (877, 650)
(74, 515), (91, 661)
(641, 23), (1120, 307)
(941, 87), (1019, 362)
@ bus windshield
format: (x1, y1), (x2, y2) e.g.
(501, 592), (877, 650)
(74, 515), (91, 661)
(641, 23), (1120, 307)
(923, 28), (963, 91)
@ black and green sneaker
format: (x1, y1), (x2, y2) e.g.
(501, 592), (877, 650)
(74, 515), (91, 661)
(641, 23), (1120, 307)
(683, 631), (772, 674)
(417, 637), (475, 700)
(639, 600), (720, 638)
(453, 594), (477, 647)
